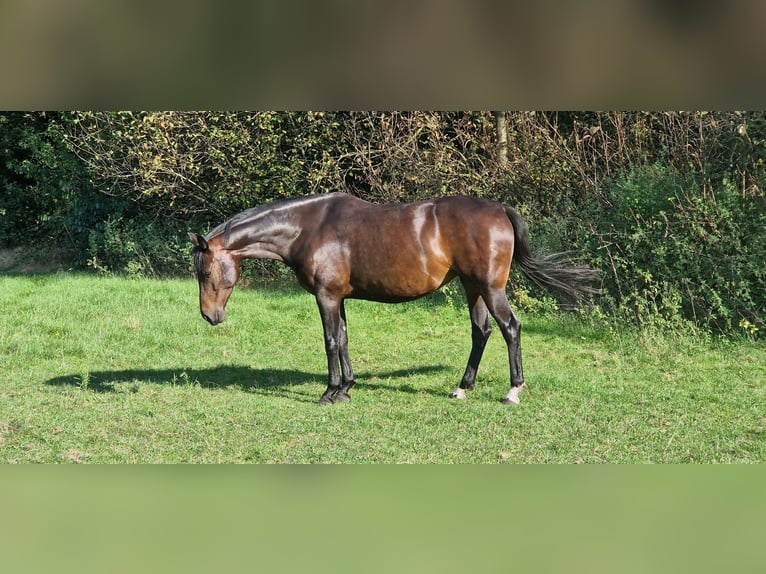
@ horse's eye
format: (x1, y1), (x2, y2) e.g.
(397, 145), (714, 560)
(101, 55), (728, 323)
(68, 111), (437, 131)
(203, 271), (212, 279)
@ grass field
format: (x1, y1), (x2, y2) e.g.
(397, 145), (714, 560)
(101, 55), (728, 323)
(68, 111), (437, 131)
(1, 272), (763, 463)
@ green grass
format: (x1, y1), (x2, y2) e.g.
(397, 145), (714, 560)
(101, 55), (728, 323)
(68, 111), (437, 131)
(1, 273), (763, 463)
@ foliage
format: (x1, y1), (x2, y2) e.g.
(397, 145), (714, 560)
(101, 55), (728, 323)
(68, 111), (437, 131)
(332, 111), (499, 202)
(86, 216), (190, 278)
(65, 112), (352, 221)
(64, 111), (503, 210)
(0, 112), (88, 247)
(570, 164), (765, 333)
(1, 110), (765, 335)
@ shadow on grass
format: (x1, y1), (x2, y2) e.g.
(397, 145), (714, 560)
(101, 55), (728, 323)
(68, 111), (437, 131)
(45, 364), (453, 402)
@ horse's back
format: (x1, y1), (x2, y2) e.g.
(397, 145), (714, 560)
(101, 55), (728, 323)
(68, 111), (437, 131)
(291, 194), (516, 300)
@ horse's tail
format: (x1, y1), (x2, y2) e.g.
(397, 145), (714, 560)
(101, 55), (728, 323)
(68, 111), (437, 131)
(505, 206), (601, 297)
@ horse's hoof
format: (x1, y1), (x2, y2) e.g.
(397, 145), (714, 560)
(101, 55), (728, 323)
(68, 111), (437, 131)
(318, 396), (334, 406)
(501, 385), (523, 405)
(333, 392), (350, 403)
(449, 388), (467, 399)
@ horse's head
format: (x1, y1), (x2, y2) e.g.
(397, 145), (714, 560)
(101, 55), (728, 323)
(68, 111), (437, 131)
(188, 232), (241, 326)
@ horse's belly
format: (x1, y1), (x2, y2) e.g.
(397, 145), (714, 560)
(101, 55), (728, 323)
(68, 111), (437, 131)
(348, 260), (453, 302)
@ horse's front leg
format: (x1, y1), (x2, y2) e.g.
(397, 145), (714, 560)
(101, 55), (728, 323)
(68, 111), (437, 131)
(316, 293), (354, 405)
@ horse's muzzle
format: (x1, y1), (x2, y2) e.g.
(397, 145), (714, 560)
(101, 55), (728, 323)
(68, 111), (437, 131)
(202, 309), (226, 325)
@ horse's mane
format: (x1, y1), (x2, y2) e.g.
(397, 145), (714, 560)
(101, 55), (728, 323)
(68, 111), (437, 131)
(205, 204), (268, 245)
(205, 200), (288, 247)
(205, 194), (338, 247)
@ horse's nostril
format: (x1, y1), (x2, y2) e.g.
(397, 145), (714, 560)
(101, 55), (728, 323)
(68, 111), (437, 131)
(202, 310), (224, 325)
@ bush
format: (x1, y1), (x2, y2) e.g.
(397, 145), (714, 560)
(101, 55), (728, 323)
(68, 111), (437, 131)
(86, 217), (190, 278)
(65, 111), (353, 222)
(0, 112), (88, 247)
(580, 164), (765, 334)
(2, 111), (765, 337)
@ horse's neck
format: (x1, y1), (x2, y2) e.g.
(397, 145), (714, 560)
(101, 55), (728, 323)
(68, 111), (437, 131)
(226, 211), (300, 262)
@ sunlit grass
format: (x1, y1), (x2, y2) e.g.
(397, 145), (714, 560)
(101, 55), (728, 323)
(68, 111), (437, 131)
(1, 273), (763, 463)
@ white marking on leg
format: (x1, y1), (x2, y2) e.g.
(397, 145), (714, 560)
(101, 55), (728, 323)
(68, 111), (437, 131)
(504, 385), (523, 405)
(450, 387), (467, 399)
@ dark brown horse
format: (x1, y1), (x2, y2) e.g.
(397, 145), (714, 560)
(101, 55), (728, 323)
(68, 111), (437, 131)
(189, 193), (598, 405)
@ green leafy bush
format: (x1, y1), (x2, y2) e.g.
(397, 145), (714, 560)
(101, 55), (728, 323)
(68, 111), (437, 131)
(2, 111), (764, 336)
(0, 112), (88, 247)
(580, 164), (765, 334)
(86, 217), (190, 278)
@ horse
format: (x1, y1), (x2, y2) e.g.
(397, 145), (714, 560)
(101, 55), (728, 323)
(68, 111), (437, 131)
(188, 192), (598, 405)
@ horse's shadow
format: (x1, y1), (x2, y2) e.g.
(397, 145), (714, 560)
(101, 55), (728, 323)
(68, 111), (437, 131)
(45, 364), (453, 402)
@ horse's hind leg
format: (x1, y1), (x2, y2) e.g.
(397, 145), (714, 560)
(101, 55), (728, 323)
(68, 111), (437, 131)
(451, 288), (492, 399)
(482, 288), (525, 405)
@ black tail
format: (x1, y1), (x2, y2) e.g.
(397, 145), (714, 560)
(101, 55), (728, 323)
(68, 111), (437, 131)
(505, 206), (601, 297)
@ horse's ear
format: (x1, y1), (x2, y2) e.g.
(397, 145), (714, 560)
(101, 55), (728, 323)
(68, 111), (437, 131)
(188, 232), (209, 251)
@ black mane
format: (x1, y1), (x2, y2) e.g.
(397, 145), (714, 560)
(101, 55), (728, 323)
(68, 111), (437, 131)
(205, 194), (335, 247)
